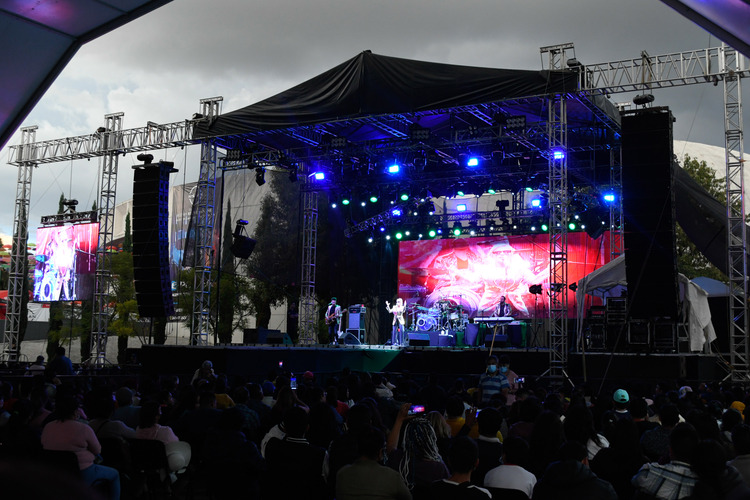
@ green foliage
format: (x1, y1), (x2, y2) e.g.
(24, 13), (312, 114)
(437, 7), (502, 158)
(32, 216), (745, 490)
(676, 154), (727, 282)
(244, 172), (301, 328)
(123, 212), (133, 252)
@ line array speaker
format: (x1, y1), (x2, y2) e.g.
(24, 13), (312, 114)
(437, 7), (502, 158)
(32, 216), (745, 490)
(621, 107), (679, 320)
(132, 161), (177, 317)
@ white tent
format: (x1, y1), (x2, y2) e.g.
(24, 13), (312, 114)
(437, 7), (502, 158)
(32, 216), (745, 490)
(575, 256), (716, 351)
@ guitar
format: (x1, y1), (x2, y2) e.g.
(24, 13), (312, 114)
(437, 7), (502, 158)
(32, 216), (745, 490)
(325, 306), (340, 325)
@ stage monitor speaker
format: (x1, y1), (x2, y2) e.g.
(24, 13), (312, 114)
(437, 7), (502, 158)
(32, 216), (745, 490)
(621, 108), (679, 320)
(407, 332), (430, 346)
(484, 333), (508, 348)
(132, 160), (177, 317)
(337, 332), (361, 345)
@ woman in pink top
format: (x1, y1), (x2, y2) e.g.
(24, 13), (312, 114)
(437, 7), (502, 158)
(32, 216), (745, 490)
(135, 400), (191, 473)
(41, 392), (120, 499)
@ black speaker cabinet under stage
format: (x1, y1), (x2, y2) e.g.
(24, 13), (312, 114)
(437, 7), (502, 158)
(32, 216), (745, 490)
(621, 107), (679, 320)
(132, 161), (177, 317)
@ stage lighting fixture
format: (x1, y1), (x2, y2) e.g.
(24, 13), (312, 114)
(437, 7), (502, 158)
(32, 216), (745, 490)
(288, 169), (298, 183)
(231, 220), (256, 259)
(633, 93), (655, 106)
(368, 236), (374, 243)
(369, 195), (379, 203)
(602, 192), (616, 203)
(360, 201), (366, 207)
(428, 229), (437, 238)
(388, 163), (400, 174)
(379, 226), (386, 232)
(552, 149), (565, 160)
(395, 232), (403, 240)
(531, 199), (541, 208)
(529, 284), (543, 295)
(487, 188), (497, 194)
(386, 235), (391, 240)
(392, 208), (402, 217)
(456, 204), (467, 212)
(541, 223), (549, 232)
(568, 222), (576, 230)
(342, 197), (350, 205)
(467, 157), (479, 167)
(505, 115), (526, 132)
(313, 172), (325, 180)
(550, 283), (564, 292)
(568, 283), (578, 292)
(400, 192), (409, 201)
(331, 202), (338, 208)
(452, 222), (463, 236)
(255, 167), (266, 186)
(456, 190), (465, 197)
(137, 153), (154, 164)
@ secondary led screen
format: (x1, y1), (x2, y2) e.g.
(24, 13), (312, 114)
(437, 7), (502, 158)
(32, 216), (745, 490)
(398, 232), (611, 319)
(33, 223), (99, 302)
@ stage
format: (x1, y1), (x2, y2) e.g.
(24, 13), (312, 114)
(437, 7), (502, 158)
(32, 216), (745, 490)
(133, 342), (725, 387)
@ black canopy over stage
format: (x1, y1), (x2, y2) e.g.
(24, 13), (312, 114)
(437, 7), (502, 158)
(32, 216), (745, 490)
(193, 50), (622, 197)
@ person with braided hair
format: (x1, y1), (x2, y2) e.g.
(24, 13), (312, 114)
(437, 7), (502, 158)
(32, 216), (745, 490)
(387, 403), (449, 499)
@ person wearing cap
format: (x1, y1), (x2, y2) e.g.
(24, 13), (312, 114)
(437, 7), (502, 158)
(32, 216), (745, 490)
(613, 389), (631, 420)
(326, 297), (343, 343)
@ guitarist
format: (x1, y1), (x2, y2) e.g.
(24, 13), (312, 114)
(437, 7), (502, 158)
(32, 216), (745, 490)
(325, 297), (342, 343)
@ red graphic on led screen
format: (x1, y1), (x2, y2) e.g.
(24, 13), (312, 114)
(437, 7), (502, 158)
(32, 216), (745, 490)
(398, 232), (610, 319)
(33, 223), (99, 302)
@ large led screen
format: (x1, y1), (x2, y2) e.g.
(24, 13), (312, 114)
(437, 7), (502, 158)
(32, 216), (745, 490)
(398, 232), (611, 319)
(33, 223), (99, 302)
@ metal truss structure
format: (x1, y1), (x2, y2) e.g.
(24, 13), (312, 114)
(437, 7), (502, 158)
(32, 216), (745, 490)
(90, 113), (123, 366)
(191, 98), (223, 346)
(609, 148), (624, 260)
(721, 46), (749, 382)
(299, 187), (319, 345)
(1, 46), (746, 373)
(2, 126), (36, 362)
(542, 44), (571, 386)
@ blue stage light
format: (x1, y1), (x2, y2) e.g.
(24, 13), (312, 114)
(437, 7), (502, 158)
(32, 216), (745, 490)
(388, 163), (400, 174)
(467, 157), (479, 167)
(392, 208), (402, 216)
(379, 226), (386, 232)
(552, 150), (565, 160)
(531, 199), (541, 208)
(456, 204), (467, 212)
(603, 192), (616, 203)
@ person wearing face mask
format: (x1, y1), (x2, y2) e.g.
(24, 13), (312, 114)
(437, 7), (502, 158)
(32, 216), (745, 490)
(477, 355), (510, 408)
(497, 355), (521, 406)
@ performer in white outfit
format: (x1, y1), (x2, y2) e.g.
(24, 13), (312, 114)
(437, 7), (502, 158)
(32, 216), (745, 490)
(385, 298), (406, 346)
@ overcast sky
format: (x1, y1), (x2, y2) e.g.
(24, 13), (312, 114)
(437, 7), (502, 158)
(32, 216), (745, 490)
(0, 0), (746, 241)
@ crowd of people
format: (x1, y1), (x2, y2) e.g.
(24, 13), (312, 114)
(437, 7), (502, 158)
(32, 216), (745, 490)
(2, 352), (750, 499)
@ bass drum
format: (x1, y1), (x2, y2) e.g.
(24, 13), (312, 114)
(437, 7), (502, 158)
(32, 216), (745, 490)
(416, 314), (437, 331)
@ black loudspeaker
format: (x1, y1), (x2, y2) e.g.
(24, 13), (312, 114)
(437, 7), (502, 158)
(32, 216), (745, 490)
(132, 161), (176, 317)
(231, 236), (256, 259)
(621, 108), (679, 320)
(337, 332), (361, 345)
(407, 332), (430, 346)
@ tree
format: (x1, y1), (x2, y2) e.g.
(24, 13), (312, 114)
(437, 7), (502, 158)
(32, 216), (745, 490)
(676, 154), (727, 282)
(110, 250), (137, 363)
(46, 194), (67, 360)
(123, 212), (132, 252)
(244, 171), (301, 330)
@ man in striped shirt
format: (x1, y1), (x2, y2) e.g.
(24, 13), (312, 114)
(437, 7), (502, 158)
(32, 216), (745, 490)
(477, 355), (510, 407)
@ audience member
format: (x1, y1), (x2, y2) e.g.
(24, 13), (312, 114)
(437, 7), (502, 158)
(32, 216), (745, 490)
(729, 423), (750, 485)
(135, 400), (192, 475)
(590, 417), (647, 500)
(40, 392), (120, 500)
(477, 355), (509, 408)
(689, 438), (750, 500)
(528, 409), (565, 479)
(641, 403), (681, 462)
(532, 441), (617, 500)
(111, 386), (140, 429)
(632, 422), (700, 500)
(563, 403), (609, 460)
(472, 407), (504, 486)
(483, 436), (536, 498)
(429, 436), (491, 499)
(47, 346), (74, 376)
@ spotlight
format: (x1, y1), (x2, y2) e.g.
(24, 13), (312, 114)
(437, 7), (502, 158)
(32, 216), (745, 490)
(369, 195), (378, 203)
(531, 199), (541, 208)
(428, 229), (437, 238)
(391, 208), (402, 217)
(602, 192), (615, 203)
(633, 94), (655, 106)
(395, 232), (403, 240)
(379, 226), (386, 232)
(487, 188), (497, 194)
(400, 192), (409, 201)
(313, 172), (325, 180)
(456, 204), (467, 212)
(541, 223), (549, 231)
(568, 283), (578, 292)
(255, 167), (266, 186)
(388, 163), (400, 174)
(137, 153), (154, 164)
(529, 284), (543, 295)
(552, 150), (565, 160)
(342, 197), (350, 205)
(452, 222), (463, 236)
(467, 157), (479, 167)
(568, 222), (576, 230)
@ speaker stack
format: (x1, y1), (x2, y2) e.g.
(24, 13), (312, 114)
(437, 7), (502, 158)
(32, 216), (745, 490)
(621, 107), (679, 321)
(132, 158), (177, 317)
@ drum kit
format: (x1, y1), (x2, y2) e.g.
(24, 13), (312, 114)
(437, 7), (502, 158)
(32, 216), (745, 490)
(408, 299), (468, 332)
